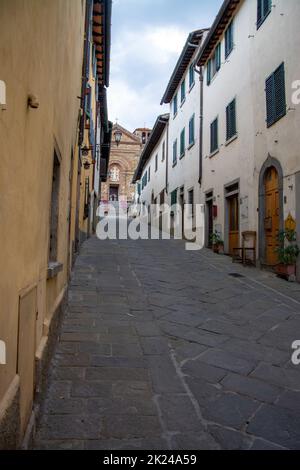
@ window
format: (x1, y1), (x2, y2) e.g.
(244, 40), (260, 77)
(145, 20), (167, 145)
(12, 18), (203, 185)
(225, 21), (234, 58)
(49, 150), (61, 261)
(173, 93), (178, 117)
(171, 189), (177, 206)
(207, 43), (221, 85)
(173, 139), (177, 166)
(226, 98), (237, 141)
(110, 165), (120, 182)
(148, 166), (151, 182)
(188, 189), (194, 217)
(155, 154), (158, 172)
(85, 85), (91, 118)
(189, 63), (195, 89)
(266, 63), (286, 127)
(162, 141), (165, 161)
(207, 60), (211, 86)
(180, 128), (185, 158)
(142, 172), (147, 189)
(189, 115), (195, 146)
(257, 0), (272, 29)
(210, 118), (218, 154)
(181, 79), (186, 103)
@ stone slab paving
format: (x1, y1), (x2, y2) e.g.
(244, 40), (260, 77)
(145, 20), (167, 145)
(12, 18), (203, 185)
(34, 235), (300, 450)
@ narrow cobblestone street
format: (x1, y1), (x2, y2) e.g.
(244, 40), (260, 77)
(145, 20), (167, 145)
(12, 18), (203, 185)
(34, 235), (300, 450)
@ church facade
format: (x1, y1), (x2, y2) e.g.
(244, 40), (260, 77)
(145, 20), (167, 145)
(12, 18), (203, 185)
(101, 123), (150, 205)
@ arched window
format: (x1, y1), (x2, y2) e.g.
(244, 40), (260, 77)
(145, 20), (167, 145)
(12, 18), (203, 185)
(110, 165), (120, 182)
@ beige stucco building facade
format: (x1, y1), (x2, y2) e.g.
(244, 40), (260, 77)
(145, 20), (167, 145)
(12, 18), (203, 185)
(0, 0), (112, 448)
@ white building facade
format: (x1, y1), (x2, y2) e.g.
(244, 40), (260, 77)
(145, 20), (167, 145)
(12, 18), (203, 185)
(161, 30), (208, 237)
(133, 114), (169, 228)
(195, 0), (300, 279)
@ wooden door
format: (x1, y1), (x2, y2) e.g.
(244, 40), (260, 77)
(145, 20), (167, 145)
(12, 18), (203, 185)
(109, 185), (119, 202)
(228, 195), (239, 255)
(264, 167), (280, 265)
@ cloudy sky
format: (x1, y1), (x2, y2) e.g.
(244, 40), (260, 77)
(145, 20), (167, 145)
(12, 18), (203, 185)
(108, 0), (223, 132)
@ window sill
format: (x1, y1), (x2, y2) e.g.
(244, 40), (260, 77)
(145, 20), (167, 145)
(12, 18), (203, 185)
(173, 112), (178, 120)
(172, 162), (177, 168)
(179, 153), (185, 160)
(188, 142), (195, 150)
(209, 148), (219, 158)
(225, 48), (233, 60)
(225, 134), (238, 146)
(180, 98), (186, 108)
(266, 111), (286, 128)
(47, 261), (63, 280)
(189, 82), (195, 93)
(257, 10), (271, 30)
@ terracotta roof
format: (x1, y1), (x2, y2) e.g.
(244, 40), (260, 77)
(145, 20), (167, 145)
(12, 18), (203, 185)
(160, 29), (208, 104)
(195, 0), (241, 66)
(133, 114), (169, 183)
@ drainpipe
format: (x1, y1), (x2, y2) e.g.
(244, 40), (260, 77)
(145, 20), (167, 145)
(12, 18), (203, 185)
(195, 65), (203, 186)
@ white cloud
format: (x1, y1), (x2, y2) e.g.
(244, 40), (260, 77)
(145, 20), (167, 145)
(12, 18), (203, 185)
(108, 25), (187, 130)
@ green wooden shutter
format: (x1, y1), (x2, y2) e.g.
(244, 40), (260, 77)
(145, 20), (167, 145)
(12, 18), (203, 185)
(266, 75), (274, 126)
(171, 189), (177, 206)
(225, 22), (233, 58)
(263, 0), (271, 16)
(180, 128), (185, 157)
(189, 115), (195, 145)
(274, 63), (286, 121)
(210, 118), (218, 153)
(216, 44), (221, 71)
(266, 63), (286, 127)
(207, 60), (211, 85)
(257, 0), (262, 26)
(226, 99), (236, 140)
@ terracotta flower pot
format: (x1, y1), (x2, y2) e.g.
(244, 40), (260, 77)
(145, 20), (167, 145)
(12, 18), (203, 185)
(276, 264), (296, 276)
(276, 263), (296, 281)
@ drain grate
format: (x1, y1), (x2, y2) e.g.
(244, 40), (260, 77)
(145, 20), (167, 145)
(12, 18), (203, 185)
(228, 273), (245, 278)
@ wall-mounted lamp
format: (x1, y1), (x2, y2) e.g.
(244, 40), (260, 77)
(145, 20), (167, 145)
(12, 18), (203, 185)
(28, 94), (39, 109)
(114, 129), (123, 146)
(81, 145), (93, 156)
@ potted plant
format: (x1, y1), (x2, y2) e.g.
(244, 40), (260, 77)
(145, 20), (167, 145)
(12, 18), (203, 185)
(275, 229), (299, 281)
(210, 231), (224, 254)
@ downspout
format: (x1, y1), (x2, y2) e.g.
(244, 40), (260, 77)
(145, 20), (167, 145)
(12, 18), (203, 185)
(195, 65), (203, 185)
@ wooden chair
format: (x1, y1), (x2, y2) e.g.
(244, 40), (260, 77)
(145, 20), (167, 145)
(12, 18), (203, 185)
(232, 231), (257, 266)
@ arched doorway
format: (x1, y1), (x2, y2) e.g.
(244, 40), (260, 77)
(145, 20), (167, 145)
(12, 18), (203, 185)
(259, 157), (283, 266)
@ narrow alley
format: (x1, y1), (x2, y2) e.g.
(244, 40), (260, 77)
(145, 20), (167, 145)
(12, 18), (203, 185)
(34, 235), (300, 450)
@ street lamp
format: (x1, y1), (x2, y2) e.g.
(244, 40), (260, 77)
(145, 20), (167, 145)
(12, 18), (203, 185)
(114, 128), (122, 146)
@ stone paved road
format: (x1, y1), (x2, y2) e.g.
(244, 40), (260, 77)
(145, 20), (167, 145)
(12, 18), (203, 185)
(34, 235), (300, 450)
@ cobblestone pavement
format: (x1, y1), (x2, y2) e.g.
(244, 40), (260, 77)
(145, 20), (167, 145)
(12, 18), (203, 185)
(34, 234), (300, 450)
